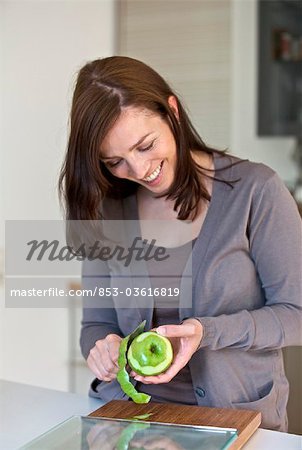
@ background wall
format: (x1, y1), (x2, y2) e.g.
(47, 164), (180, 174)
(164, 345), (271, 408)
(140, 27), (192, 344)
(231, 0), (297, 185)
(119, 0), (298, 186)
(119, 0), (232, 150)
(0, 0), (115, 390)
(0, 1), (4, 379)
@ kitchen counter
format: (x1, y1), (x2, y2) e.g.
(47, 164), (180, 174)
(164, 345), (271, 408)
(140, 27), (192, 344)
(0, 380), (301, 449)
(0, 380), (103, 450)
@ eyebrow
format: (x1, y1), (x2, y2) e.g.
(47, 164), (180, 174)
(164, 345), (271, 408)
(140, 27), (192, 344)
(100, 132), (153, 160)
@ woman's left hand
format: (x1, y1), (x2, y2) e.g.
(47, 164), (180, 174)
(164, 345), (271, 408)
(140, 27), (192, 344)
(132, 318), (203, 385)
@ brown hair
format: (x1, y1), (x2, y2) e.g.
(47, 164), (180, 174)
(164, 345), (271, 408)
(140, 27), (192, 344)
(59, 56), (226, 221)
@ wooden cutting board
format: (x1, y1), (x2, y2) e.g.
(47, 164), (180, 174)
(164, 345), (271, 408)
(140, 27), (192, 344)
(89, 400), (261, 449)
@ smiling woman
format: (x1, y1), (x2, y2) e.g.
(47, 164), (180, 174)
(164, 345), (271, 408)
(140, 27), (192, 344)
(58, 56), (218, 221)
(99, 105), (177, 194)
(58, 56), (302, 433)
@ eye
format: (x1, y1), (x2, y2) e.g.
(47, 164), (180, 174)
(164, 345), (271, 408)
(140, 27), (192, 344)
(107, 159), (122, 168)
(138, 140), (155, 152)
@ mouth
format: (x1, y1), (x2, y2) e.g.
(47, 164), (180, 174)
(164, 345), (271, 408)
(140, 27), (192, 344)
(142, 161), (164, 184)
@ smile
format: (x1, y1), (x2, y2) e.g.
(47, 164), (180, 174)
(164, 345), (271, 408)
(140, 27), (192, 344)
(142, 161), (163, 183)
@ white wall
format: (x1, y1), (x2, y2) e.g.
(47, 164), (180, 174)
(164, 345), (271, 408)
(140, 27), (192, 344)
(1, 0), (115, 390)
(119, 0), (232, 150)
(0, 1), (4, 380)
(231, 0), (298, 185)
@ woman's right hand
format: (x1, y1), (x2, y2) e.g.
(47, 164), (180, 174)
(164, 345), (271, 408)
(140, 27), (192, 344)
(87, 334), (122, 382)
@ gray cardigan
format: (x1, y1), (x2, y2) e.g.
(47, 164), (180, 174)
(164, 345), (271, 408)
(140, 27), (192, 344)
(80, 153), (302, 431)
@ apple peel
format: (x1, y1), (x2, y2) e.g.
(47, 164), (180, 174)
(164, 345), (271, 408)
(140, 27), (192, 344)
(117, 321), (151, 404)
(117, 321), (174, 403)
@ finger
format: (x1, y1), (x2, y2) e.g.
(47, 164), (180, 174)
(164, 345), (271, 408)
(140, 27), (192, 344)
(156, 323), (196, 338)
(134, 351), (188, 384)
(90, 360), (112, 382)
(130, 370), (138, 377)
(105, 342), (120, 374)
(88, 347), (115, 381)
(106, 338), (121, 368)
(87, 354), (103, 380)
(95, 341), (118, 375)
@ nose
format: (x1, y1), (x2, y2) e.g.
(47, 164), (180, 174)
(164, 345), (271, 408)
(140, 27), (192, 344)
(127, 158), (149, 180)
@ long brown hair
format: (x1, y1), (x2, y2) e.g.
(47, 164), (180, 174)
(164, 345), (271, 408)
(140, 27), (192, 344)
(59, 56), (226, 221)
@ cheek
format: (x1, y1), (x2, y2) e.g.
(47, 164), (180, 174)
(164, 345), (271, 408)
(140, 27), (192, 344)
(164, 136), (177, 160)
(109, 165), (129, 179)
(163, 144), (177, 166)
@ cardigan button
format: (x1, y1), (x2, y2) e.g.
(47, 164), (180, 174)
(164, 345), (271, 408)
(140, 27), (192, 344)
(195, 387), (206, 397)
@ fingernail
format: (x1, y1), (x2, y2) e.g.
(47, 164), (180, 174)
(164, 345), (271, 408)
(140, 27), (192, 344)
(157, 327), (166, 335)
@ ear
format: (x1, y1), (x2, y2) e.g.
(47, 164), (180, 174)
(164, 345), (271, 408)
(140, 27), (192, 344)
(168, 95), (179, 120)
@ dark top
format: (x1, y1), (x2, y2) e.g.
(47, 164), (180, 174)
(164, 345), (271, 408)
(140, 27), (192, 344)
(136, 240), (197, 405)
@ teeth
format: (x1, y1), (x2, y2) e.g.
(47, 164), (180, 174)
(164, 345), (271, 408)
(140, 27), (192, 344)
(143, 163), (162, 182)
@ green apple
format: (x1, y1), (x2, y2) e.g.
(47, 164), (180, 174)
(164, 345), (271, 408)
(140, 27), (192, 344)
(127, 331), (173, 376)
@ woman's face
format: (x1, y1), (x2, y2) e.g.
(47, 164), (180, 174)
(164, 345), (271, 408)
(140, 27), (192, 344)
(99, 101), (178, 196)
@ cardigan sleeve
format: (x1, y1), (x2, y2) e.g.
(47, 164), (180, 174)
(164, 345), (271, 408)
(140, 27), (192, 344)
(79, 257), (122, 360)
(196, 173), (302, 351)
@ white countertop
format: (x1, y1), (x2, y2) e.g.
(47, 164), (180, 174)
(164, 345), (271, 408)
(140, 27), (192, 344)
(0, 380), (103, 449)
(0, 379), (301, 449)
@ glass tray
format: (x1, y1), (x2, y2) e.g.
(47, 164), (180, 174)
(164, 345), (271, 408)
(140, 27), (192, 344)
(20, 415), (238, 450)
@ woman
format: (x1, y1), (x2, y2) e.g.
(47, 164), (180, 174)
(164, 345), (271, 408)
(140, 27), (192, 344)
(59, 56), (302, 432)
